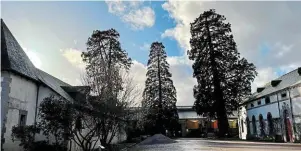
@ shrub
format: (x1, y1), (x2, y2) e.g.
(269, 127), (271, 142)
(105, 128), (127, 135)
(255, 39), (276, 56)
(11, 125), (66, 151)
(11, 125), (40, 151)
(31, 141), (67, 151)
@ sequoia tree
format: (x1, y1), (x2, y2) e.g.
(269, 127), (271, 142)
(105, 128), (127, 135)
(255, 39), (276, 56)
(142, 42), (178, 135)
(187, 9), (257, 137)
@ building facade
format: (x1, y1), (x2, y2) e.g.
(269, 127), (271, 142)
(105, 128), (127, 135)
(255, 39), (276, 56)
(177, 106), (238, 137)
(1, 19), (126, 151)
(238, 68), (301, 142)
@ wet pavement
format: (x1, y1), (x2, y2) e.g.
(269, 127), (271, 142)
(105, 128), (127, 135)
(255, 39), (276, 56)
(129, 138), (301, 151)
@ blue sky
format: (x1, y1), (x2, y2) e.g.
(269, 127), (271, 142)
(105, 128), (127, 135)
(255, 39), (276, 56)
(2, 1), (180, 65)
(2, 1), (301, 105)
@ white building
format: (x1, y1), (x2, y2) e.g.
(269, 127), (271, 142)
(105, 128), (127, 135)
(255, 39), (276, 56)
(238, 68), (301, 142)
(1, 19), (126, 151)
(177, 106), (238, 137)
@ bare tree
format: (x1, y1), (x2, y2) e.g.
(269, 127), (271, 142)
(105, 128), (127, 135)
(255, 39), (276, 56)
(76, 28), (143, 149)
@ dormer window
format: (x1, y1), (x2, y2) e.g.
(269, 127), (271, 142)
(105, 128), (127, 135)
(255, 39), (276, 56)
(281, 92), (287, 98)
(250, 103), (254, 108)
(271, 80), (281, 87)
(265, 96), (271, 104)
(257, 87), (265, 93)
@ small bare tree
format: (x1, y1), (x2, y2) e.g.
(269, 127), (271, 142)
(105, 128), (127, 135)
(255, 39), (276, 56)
(78, 28), (142, 149)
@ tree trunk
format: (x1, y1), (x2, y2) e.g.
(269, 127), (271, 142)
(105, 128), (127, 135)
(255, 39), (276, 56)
(205, 17), (229, 137)
(157, 50), (164, 135)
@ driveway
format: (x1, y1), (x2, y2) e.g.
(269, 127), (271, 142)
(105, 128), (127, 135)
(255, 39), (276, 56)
(129, 138), (301, 151)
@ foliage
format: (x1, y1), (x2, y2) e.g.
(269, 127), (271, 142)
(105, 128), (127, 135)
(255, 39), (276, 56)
(187, 9), (257, 137)
(246, 134), (260, 141)
(39, 95), (74, 146)
(30, 141), (67, 151)
(80, 28), (138, 149)
(259, 116), (266, 137)
(18, 28), (138, 151)
(82, 28), (132, 97)
(11, 125), (40, 151)
(142, 42), (179, 135)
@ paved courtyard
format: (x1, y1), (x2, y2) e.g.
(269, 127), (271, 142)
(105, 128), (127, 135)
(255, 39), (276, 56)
(129, 138), (301, 151)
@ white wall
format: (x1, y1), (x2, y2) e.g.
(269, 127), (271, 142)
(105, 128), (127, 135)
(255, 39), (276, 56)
(292, 96), (301, 141)
(3, 73), (38, 151)
(239, 86), (301, 141)
(292, 97), (301, 116)
(35, 85), (60, 142)
(247, 102), (280, 120)
(2, 73), (63, 151)
(238, 106), (247, 139)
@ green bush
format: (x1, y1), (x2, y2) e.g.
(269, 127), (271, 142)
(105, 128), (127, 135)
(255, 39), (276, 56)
(246, 134), (260, 141)
(31, 141), (67, 151)
(11, 125), (67, 151)
(11, 125), (40, 151)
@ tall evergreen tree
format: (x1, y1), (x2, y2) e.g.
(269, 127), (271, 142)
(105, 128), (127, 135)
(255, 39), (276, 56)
(142, 42), (178, 135)
(187, 9), (257, 137)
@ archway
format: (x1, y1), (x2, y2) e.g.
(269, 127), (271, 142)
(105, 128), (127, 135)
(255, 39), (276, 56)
(283, 109), (292, 142)
(267, 112), (273, 136)
(246, 117), (250, 136)
(259, 114), (265, 136)
(252, 115), (257, 135)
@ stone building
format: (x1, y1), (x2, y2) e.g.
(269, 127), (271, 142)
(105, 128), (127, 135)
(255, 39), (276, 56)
(238, 68), (301, 142)
(1, 19), (126, 151)
(1, 19), (81, 151)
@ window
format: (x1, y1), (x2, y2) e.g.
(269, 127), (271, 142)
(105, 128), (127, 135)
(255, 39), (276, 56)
(250, 103), (254, 108)
(259, 114), (265, 136)
(257, 100), (261, 105)
(267, 112), (273, 135)
(265, 97), (271, 104)
(252, 115), (257, 135)
(246, 117), (250, 135)
(19, 110), (27, 126)
(241, 120), (244, 132)
(281, 92), (287, 98)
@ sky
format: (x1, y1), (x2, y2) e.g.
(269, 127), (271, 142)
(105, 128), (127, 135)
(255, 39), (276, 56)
(2, 1), (301, 106)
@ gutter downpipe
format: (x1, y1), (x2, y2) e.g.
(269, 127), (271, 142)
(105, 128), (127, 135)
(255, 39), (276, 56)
(33, 83), (40, 140)
(276, 93), (283, 141)
(288, 89), (296, 142)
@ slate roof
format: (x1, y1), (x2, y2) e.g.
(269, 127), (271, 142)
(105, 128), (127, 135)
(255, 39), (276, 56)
(1, 19), (39, 81)
(246, 68), (301, 103)
(37, 69), (73, 100)
(1, 19), (74, 101)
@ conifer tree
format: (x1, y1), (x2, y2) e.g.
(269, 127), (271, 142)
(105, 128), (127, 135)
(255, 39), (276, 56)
(187, 9), (257, 137)
(142, 42), (178, 135)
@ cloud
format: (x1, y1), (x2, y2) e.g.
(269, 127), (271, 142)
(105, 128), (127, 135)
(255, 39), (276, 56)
(167, 56), (197, 106)
(23, 48), (42, 69)
(161, 1), (301, 93)
(107, 0), (127, 15)
(129, 60), (147, 88)
(251, 68), (278, 92)
(274, 43), (294, 58)
(139, 43), (150, 51)
(123, 7), (155, 30)
(60, 48), (86, 70)
(105, 1), (155, 30)
(129, 57), (196, 106)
